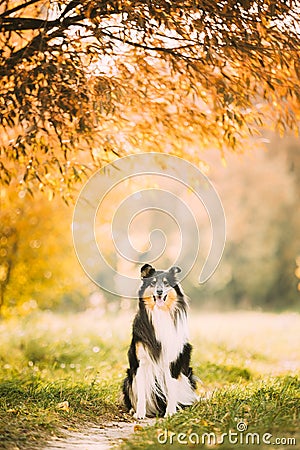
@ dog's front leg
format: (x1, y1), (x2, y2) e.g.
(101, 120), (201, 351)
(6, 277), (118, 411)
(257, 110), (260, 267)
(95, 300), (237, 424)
(164, 369), (177, 417)
(134, 364), (147, 419)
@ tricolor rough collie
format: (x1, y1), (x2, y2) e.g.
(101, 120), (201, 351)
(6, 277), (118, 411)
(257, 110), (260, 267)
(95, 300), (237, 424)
(123, 264), (198, 419)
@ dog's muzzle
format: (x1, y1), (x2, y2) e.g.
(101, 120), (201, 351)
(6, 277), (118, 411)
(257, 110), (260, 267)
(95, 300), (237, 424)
(153, 294), (167, 306)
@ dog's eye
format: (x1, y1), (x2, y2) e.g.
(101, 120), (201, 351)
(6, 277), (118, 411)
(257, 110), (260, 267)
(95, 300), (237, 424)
(163, 280), (169, 286)
(150, 280), (156, 287)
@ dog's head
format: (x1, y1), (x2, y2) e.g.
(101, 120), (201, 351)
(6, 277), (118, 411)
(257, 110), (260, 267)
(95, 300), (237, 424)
(139, 264), (182, 310)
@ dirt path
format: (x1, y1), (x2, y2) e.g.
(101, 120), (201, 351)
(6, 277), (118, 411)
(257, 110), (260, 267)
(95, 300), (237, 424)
(43, 419), (155, 450)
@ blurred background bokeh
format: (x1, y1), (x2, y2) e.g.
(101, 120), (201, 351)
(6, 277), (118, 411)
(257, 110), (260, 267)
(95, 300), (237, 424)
(1, 131), (299, 318)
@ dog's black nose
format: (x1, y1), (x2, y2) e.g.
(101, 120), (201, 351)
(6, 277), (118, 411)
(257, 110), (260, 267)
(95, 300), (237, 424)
(156, 290), (163, 297)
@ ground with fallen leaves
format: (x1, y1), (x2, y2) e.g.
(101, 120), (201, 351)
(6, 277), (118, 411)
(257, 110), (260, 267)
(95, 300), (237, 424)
(0, 310), (299, 449)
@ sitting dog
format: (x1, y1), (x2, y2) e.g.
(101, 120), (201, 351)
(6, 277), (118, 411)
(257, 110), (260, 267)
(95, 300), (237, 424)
(123, 264), (198, 418)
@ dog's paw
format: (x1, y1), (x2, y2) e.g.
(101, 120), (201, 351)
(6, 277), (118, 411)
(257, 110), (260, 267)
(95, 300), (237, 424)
(133, 411), (146, 420)
(164, 408), (176, 418)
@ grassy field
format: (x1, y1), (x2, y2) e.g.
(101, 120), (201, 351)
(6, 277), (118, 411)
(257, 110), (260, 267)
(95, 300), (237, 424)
(0, 309), (299, 449)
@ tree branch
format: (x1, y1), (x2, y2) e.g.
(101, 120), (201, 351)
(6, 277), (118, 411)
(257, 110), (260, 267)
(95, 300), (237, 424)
(100, 30), (197, 57)
(59, 0), (82, 19)
(0, 0), (41, 18)
(0, 11), (88, 76)
(1, 17), (57, 31)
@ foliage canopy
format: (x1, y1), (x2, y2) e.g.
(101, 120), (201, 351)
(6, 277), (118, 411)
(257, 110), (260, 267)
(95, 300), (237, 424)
(1, 0), (300, 197)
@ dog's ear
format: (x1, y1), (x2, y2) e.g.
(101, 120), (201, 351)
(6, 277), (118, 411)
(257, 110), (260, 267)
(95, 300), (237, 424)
(141, 264), (155, 278)
(168, 266), (182, 275)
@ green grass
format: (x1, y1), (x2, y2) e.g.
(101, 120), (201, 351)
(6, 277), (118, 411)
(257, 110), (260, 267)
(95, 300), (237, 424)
(0, 310), (129, 449)
(121, 377), (299, 449)
(0, 310), (299, 449)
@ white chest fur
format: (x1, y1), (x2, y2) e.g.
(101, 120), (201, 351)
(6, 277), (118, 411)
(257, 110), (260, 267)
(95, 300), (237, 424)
(151, 306), (189, 363)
